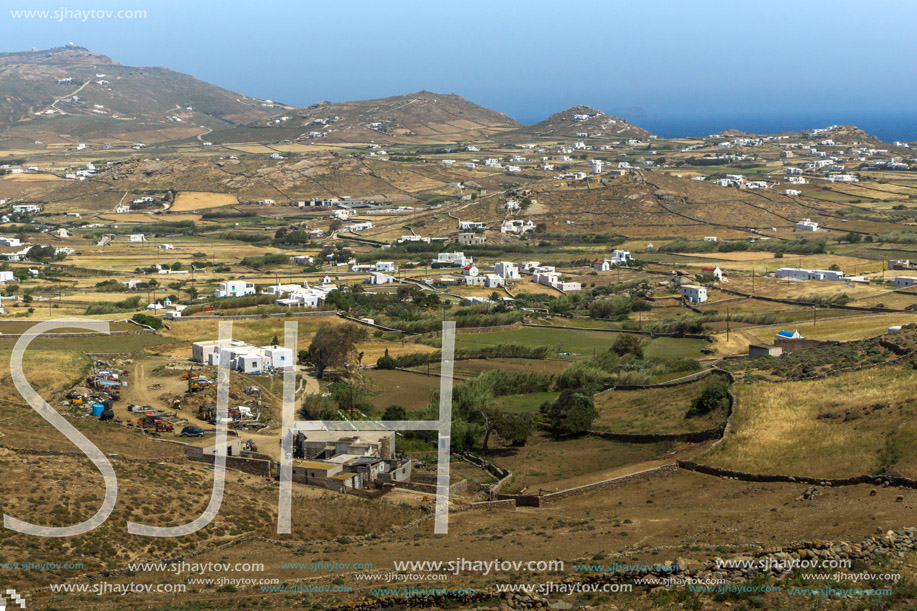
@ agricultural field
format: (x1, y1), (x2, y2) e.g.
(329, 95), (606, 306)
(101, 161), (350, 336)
(171, 190), (239, 211)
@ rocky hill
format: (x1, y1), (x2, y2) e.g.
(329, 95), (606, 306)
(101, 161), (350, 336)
(0, 45), (284, 144)
(210, 90), (523, 145)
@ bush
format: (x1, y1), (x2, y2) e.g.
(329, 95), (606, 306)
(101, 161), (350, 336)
(301, 394), (338, 420)
(686, 383), (729, 418)
(376, 355), (398, 370)
(85, 295), (142, 315)
(382, 405), (407, 420)
(131, 313), (163, 330)
(612, 334), (644, 359)
(555, 362), (614, 394)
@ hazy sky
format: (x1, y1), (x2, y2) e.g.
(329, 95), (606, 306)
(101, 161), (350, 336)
(3, 0), (916, 126)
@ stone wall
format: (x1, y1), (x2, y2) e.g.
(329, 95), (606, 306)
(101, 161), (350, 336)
(184, 445), (274, 477)
(392, 474), (468, 495)
(678, 460), (917, 489)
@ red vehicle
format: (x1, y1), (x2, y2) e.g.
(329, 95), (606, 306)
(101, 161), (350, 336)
(138, 413), (174, 433)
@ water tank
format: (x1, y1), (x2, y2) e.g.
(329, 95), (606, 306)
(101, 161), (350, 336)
(100, 409), (114, 421)
(91, 403), (104, 417)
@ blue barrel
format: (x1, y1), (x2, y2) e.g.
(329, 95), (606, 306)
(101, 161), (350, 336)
(91, 403), (104, 417)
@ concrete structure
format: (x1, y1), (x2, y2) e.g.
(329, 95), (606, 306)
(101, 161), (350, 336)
(795, 218), (818, 231)
(893, 276), (917, 288)
(458, 232), (486, 246)
(749, 344), (783, 358)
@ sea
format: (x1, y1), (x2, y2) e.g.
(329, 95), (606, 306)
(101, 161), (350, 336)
(620, 112), (917, 144)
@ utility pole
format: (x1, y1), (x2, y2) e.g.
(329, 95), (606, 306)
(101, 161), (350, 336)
(813, 305), (817, 326)
(726, 306), (730, 343)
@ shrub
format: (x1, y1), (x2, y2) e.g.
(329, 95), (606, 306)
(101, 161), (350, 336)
(376, 355), (398, 370)
(612, 334), (644, 359)
(555, 362), (614, 393)
(131, 313), (163, 330)
(686, 383), (729, 418)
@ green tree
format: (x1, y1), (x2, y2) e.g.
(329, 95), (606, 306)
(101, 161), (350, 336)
(541, 390), (598, 436)
(303, 322), (368, 379)
(612, 333), (644, 359)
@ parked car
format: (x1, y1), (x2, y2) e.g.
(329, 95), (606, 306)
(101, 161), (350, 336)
(179, 426), (205, 438)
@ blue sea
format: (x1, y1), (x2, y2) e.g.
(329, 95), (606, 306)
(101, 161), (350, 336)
(617, 112), (917, 144)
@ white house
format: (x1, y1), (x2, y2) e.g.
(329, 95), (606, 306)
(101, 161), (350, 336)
(795, 219), (818, 231)
(494, 262), (520, 279)
(433, 252), (472, 268)
(533, 271), (581, 292)
(776, 268), (845, 281)
(0, 271), (14, 283)
(681, 285), (708, 303)
(0, 237), (22, 247)
(215, 280), (256, 298)
(374, 261), (396, 272)
(482, 274), (505, 288)
(129, 234), (147, 243)
(501, 219), (536, 235)
(458, 221), (486, 231)
(785, 189), (802, 197)
(347, 222), (373, 233)
(263, 283), (305, 296)
(12, 204), (41, 214)
(159, 243), (174, 250)
(293, 255), (315, 265)
(893, 276), (917, 288)
(366, 272), (396, 285)
(463, 265), (479, 277)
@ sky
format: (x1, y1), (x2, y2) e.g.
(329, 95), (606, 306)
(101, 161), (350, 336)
(2, 0), (916, 137)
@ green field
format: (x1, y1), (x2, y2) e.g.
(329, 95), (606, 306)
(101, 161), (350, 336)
(455, 327), (707, 360)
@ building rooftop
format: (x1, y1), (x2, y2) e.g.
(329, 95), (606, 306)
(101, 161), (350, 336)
(295, 460), (339, 470)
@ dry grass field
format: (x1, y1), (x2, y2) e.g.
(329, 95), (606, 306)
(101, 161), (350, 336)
(701, 365), (917, 478)
(171, 190), (239, 211)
